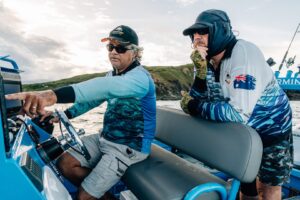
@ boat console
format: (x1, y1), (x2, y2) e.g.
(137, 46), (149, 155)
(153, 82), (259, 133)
(0, 56), (89, 200)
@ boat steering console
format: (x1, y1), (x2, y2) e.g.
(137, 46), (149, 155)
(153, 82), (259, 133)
(37, 110), (91, 164)
(0, 56), (90, 200)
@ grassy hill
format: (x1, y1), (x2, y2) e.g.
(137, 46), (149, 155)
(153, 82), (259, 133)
(23, 64), (300, 100)
(23, 64), (195, 100)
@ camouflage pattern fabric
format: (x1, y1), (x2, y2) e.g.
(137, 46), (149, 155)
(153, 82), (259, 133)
(258, 131), (294, 186)
(102, 97), (144, 151)
(180, 91), (194, 114)
(190, 50), (207, 80)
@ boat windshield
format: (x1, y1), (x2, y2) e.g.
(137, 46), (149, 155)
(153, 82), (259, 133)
(0, 59), (23, 153)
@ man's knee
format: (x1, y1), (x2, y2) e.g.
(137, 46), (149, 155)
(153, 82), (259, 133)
(77, 186), (98, 200)
(56, 152), (81, 176)
(257, 181), (281, 200)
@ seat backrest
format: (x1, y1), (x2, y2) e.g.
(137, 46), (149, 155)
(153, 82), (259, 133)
(155, 107), (263, 182)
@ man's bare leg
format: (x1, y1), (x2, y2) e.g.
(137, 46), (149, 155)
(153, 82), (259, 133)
(77, 186), (98, 200)
(57, 152), (117, 200)
(240, 193), (259, 200)
(257, 180), (281, 200)
(57, 152), (91, 186)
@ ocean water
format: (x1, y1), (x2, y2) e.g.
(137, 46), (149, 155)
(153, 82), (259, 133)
(52, 100), (300, 163)
(52, 101), (182, 134)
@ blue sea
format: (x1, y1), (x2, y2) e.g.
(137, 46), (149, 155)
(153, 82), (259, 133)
(52, 100), (300, 164)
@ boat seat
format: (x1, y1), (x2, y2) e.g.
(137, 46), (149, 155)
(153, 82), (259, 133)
(123, 107), (263, 200)
(124, 144), (230, 200)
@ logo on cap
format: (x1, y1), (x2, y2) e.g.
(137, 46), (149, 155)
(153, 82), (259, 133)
(112, 26), (124, 36)
(101, 25), (139, 45)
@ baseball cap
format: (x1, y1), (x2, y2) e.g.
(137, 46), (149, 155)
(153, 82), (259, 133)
(183, 9), (231, 36)
(101, 25), (139, 45)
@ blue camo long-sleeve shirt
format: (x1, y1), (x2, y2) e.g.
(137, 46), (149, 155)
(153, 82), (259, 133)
(66, 63), (156, 154)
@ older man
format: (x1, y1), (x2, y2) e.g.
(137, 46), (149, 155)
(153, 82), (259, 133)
(6, 25), (156, 200)
(180, 9), (293, 200)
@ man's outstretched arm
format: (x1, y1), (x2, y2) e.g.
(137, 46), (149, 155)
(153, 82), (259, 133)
(5, 85), (77, 117)
(5, 90), (58, 117)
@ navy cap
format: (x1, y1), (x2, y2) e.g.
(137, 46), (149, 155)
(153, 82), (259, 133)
(183, 9), (231, 36)
(183, 9), (235, 59)
(101, 25), (139, 45)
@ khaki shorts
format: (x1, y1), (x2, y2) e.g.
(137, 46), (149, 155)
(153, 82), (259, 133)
(68, 133), (148, 198)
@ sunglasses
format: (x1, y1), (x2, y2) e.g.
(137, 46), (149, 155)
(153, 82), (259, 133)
(106, 44), (131, 54)
(190, 28), (209, 37)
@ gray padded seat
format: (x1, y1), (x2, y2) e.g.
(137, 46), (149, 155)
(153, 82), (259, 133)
(123, 108), (263, 200)
(124, 144), (230, 200)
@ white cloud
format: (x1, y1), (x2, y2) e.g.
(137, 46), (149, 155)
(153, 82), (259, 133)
(1, 0), (300, 83)
(167, 10), (174, 15)
(82, 2), (94, 7)
(142, 41), (190, 67)
(1, 0), (114, 83)
(176, 0), (198, 6)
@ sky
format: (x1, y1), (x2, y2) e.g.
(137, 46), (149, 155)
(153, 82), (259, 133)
(0, 0), (299, 83)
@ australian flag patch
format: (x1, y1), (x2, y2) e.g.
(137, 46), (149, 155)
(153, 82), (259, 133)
(233, 74), (256, 90)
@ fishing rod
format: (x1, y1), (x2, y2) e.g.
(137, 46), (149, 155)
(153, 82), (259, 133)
(278, 23), (300, 71)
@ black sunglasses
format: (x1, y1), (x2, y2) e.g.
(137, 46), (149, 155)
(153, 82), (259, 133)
(194, 29), (209, 35)
(106, 44), (131, 54)
(190, 28), (209, 37)
(190, 28), (209, 42)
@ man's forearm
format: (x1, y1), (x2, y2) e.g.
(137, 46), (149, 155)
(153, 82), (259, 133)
(189, 77), (208, 100)
(5, 89), (58, 117)
(188, 100), (244, 122)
